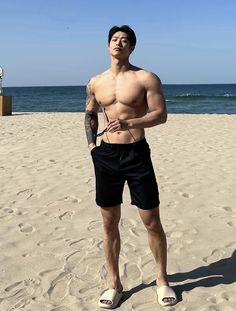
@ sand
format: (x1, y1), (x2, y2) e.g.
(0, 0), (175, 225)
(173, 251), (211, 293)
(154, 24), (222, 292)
(0, 112), (236, 311)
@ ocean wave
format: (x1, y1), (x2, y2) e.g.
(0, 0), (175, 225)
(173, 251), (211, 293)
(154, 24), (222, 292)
(223, 93), (234, 97)
(167, 94), (236, 100)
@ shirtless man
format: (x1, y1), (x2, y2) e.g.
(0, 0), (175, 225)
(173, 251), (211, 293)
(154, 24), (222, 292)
(84, 25), (177, 308)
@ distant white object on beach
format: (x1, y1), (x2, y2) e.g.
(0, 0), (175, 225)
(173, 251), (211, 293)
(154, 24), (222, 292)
(0, 65), (4, 95)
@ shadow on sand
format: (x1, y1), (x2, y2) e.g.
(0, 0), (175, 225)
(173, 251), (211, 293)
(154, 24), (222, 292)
(120, 250), (236, 305)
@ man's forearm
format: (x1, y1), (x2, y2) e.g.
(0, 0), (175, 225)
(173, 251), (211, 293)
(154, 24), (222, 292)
(84, 110), (98, 146)
(127, 110), (167, 129)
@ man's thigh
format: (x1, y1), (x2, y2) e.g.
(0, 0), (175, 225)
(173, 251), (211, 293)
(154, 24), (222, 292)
(125, 148), (160, 210)
(91, 146), (125, 207)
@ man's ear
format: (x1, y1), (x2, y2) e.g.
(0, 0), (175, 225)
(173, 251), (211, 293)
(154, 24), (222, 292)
(130, 46), (135, 54)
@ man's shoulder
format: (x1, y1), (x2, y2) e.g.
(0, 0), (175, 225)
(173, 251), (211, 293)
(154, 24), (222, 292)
(133, 67), (161, 86)
(89, 70), (109, 85)
(134, 67), (159, 79)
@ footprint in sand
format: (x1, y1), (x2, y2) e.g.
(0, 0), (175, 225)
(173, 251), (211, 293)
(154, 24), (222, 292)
(222, 206), (233, 212)
(209, 213), (221, 219)
(5, 281), (23, 292)
(167, 201), (180, 209)
(167, 227), (197, 247)
(215, 205), (233, 213)
(38, 268), (60, 278)
(59, 211), (74, 221)
(69, 238), (95, 250)
(122, 241), (136, 253)
(129, 227), (141, 237)
(16, 189), (33, 200)
(87, 220), (103, 232)
(63, 196), (82, 204)
(1, 278), (42, 310)
(219, 290), (236, 303)
(120, 218), (136, 229)
(207, 291), (236, 307)
(78, 283), (98, 294)
(178, 192), (194, 199)
(3, 208), (14, 214)
(227, 221), (236, 227)
(96, 240), (104, 250)
(46, 272), (73, 302)
(19, 223), (36, 233)
(203, 248), (226, 263)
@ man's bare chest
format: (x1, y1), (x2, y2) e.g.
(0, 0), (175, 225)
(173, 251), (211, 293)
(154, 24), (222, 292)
(95, 79), (146, 107)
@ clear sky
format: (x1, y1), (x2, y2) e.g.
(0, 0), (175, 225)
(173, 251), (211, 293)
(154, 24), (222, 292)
(1, 0), (236, 86)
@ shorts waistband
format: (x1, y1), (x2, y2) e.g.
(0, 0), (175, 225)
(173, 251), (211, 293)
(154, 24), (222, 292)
(100, 138), (147, 150)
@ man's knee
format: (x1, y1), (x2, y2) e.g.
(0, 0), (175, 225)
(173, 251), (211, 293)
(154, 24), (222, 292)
(146, 218), (163, 233)
(103, 218), (120, 234)
(141, 212), (163, 234)
(101, 206), (120, 234)
(139, 207), (163, 232)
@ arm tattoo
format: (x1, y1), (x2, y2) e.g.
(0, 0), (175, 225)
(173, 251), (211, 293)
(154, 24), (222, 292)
(85, 82), (92, 107)
(85, 110), (98, 145)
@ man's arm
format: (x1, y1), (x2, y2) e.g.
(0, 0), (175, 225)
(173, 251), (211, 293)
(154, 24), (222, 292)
(127, 72), (167, 128)
(84, 79), (100, 150)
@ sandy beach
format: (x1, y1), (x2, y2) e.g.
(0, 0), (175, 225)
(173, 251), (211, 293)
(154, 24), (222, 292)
(0, 112), (236, 311)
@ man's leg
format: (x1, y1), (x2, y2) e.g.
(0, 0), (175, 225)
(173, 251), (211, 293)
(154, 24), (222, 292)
(100, 205), (123, 293)
(138, 207), (175, 304)
(138, 207), (167, 286)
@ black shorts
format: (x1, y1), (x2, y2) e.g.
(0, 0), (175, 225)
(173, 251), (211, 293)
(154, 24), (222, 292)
(91, 138), (160, 210)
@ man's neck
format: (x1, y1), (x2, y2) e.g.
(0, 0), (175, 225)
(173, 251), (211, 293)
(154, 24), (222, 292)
(110, 58), (131, 75)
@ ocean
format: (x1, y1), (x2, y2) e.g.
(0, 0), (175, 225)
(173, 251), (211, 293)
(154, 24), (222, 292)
(3, 84), (236, 114)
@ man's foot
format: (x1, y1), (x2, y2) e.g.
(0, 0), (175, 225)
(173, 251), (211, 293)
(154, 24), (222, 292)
(98, 288), (123, 309)
(156, 285), (177, 306)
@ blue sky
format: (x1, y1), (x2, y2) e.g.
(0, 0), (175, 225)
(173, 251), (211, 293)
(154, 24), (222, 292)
(1, 0), (236, 86)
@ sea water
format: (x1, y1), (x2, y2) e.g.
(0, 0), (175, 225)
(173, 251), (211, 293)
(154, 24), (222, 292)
(3, 84), (236, 114)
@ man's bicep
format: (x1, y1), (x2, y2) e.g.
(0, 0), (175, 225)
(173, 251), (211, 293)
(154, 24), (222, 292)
(146, 74), (166, 112)
(85, 81), (100, 113)
(147, 91), (166, 115)
(86, 95), (100, 112)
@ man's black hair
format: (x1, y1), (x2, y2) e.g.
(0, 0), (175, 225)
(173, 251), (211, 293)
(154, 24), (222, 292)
(108, 25), (136, 47)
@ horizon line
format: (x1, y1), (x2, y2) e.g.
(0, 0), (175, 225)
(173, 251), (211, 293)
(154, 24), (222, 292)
(3, 82), (236, 88)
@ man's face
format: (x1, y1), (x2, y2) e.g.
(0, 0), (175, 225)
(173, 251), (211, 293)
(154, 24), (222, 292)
(108, 31), (134, 58)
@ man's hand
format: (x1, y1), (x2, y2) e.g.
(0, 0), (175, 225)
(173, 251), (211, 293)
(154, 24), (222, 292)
(107, 119), (129, 132)
(88, 143), (96, 152)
